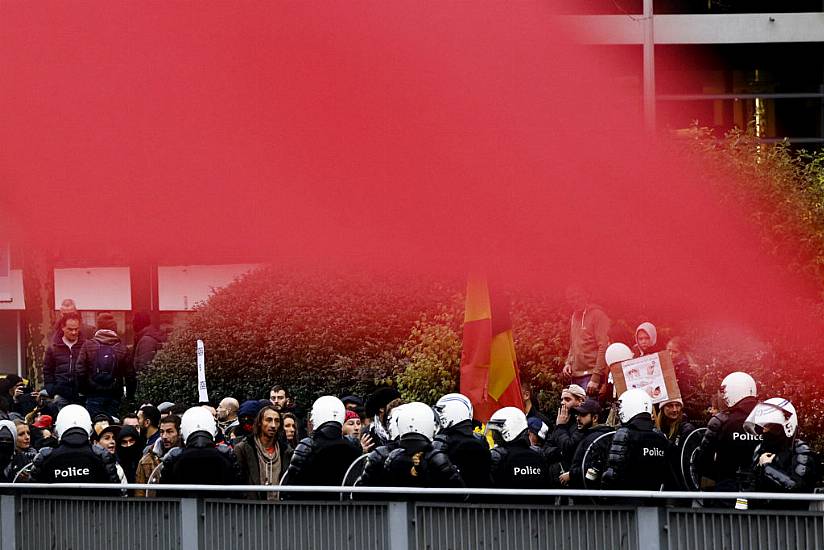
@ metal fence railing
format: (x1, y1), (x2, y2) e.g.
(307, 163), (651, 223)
(3, 484), (824, 550)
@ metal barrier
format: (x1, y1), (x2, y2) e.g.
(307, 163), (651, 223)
(3, 485), (824, 550)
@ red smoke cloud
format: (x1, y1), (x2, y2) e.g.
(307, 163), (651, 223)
(1, 4), (820, 347)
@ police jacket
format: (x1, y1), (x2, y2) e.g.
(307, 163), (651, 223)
(695, 396), (759, 484)
(382, 434), (463, 488)
(30, 429), (119, 484)
(357, 441), (398, 487)
(285, 422), (362, 487)
(490, 434), (549, 490)
(748, 439), (817, 508)
(43, 330), (85, 400)
(160, 433), (240, 494)
(601, 413), (669, 491)
(569, 424), (613, 489)
(433, 420), (491, 487)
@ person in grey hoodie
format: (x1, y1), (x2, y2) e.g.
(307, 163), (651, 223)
(76, 313), (135, 418)
(562, 286), (611, 398)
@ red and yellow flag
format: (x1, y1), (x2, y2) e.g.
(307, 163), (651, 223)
(459, 276), (523, 422)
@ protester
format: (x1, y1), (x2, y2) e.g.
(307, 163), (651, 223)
(217, 397), (240, 435)
(547, 385), (586, 470)
(564, 399), (613, 489)
(527, 417), (549, 450)
(234, 405), (293, 499)
(743, 398), (817, 508)
(656, 397), (696, 490)
(43, 311), (85, 408)
(601, 389), (669, 493)
(341, 395), (363, 411)
(8, 420), (37, 482)
(116, 425), (143, 483)
(563, 285), (611, 398)
(342, 410), (362, 438)
(30, 404), (120, 485)
(632, 322), (661, 357)
(665, 337), (702, 422)
(133, 315), (169, 372)
(282, 412), (302, 449)
(364, 387), (402, 448)
(695, 371), (760, 500)
(0, 420), (15, 482)
(233, 400), (265, 444)
(76, 313), (135, 418)
(92, 424), (127, 483)
(138, 405), (161, 450)
(521, 381), (550, 425)
(135, 414), (182, 497)
(356, 404), (406, 489)
(433, 393), (491, 488)
(283, 396), (361, 492)
(52, 299), (95, 340)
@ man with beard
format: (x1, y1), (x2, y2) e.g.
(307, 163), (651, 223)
(138, 405), (161, 450)
(135, 414), (182, 497)
(560, 399), (613, 489)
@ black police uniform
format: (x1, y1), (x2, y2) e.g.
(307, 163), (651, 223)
(746, 438), (818, 510)
(489, 433), (549, 490)
(29, 429), (120, 486)
(382, 434), (464, 489)
(695, 396), (760, 492)
(284, 421), (362, 495)
(433, 420), (491, 488)
(160, 432), (240, 496)
(601, 413), (669, 491)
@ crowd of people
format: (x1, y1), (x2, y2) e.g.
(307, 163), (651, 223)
(0, 294), (820, 509)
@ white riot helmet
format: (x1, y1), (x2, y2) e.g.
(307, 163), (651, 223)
(55, 404), (93, 441)
(180, 406), (217, 444)
(720, 372), (757, 408)
(486, 406), (528, 443)
(617, 389), (653, 424)
(605, 343), (633, 366)
(744, 397), (798, 439)
(387, 403), (408, 440)
(310, 395), (346, 428)
(394, 402), (437, 441)
(434, 393), (473, 431)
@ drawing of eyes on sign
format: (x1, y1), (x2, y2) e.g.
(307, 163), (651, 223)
(197, 339), (209, 403)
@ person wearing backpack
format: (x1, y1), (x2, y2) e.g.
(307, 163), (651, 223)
(76, 313), (135, 418)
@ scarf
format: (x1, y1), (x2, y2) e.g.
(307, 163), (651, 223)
(254, 436), (281, 500)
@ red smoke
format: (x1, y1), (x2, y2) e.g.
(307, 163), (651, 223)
(2, 4), (821, 349)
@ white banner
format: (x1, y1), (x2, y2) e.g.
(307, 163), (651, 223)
(0, 243), (10, 303)
(197, 339), (209, 403)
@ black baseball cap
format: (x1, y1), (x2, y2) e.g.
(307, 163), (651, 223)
(572, 399), (602, 416)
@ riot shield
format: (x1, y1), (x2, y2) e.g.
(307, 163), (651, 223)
(580, 431), (614, 490)
(680, 426), (707, 492)
(340, 454), (369, 501)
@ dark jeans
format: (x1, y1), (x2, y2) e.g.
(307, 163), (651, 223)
(86, 396), (121, 419)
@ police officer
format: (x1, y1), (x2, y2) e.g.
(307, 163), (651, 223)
(695, 371), (760, 496)
(284, 396), (362, 490)
(487, 407), (549, 491)
(743, 398), (817, 509)
(601, 389), (669, 491)
(357, 403), (406, 487)
(159, 406), (239, 493)
(0, 420), (15, 482)
(29, 404), (119, 485)
(432, 393), (490, 488)
(378, 402), (463, 489)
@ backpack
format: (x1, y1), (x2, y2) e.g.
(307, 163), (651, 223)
(92, 343), (118, 388)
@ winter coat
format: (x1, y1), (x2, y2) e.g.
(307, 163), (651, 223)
(133, 326), (167, 372)
(43, 332), (85, 400)
(234, 436), (293, 499)
(601, 413), (669, 491)
(75, 330), (135, 400)
(660, 416), (697, 490)
(695, 396), (759, 487)
(548, 417), (584, 470)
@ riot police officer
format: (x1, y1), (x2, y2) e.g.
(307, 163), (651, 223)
(487, 406), (549, 490)
(284, 396), (362, 490)
(362, 402), (463, 489)
(29, 404), (119, 485)
(357, 403), (406, 487)
(432, 393), (490, 487)
(0, 420), (15, 482)
(159, 406), (239, 494)
(601, 389), (669, 491)
(695, 371), (760, 496)
(743, 397), (817, 509)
